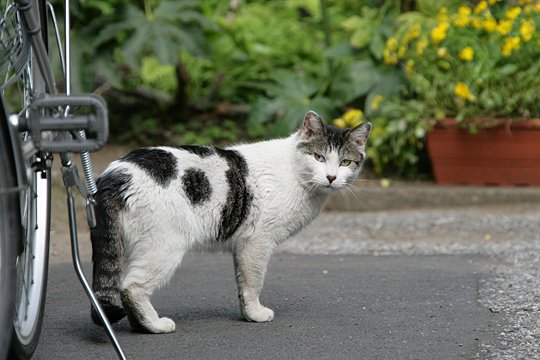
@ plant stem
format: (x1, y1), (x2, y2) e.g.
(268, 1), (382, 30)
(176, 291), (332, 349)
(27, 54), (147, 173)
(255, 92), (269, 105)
(144, 0), (155, 22)
(319, 0), (333, 77)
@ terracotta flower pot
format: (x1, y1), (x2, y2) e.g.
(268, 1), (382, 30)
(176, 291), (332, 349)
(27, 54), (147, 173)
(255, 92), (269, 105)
(426, 119), (540, 186)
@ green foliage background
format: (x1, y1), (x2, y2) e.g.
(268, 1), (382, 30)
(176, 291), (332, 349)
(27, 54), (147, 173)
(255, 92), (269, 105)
(65, 0), (482, 178)
(67, 0), (400, 143)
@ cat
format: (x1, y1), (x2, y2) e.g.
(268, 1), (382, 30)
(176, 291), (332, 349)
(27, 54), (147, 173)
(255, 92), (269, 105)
(90, 111), (371, 333)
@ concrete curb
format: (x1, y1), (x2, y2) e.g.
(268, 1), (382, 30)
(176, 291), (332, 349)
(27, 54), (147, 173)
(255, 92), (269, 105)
(327, 181), (540, 211)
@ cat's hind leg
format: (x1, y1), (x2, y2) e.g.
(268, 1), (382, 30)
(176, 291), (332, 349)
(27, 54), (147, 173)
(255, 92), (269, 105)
(120, 245), (184, 333)
(233, 240), (274, 322)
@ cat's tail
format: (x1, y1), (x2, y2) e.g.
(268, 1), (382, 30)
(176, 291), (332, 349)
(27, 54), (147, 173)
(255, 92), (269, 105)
(90, 170), (131, 326)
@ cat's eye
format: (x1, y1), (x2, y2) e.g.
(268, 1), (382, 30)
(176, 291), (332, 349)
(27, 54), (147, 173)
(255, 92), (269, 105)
(313, 153), (326, 163)
(340, 159), (352, 167)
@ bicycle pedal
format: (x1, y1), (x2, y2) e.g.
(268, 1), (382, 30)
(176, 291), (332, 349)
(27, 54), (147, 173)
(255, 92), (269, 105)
(24, 94), (108, 153)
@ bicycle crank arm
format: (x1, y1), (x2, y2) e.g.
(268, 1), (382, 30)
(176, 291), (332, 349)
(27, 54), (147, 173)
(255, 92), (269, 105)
(22, 94), (108, 153)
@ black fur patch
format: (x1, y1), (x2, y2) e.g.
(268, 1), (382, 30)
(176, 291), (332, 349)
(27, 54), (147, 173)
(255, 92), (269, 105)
(215, 148), (253, 241)
(121, 148), (177, 186)
(182, 168), (212, 205)
(95, 170), (132, 210)
(176, 145), (215, 157)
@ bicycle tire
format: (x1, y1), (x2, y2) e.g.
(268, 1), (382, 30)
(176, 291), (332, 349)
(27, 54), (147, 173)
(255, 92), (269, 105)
(0, 97), (18, 360)
(3, 0), (53, 358)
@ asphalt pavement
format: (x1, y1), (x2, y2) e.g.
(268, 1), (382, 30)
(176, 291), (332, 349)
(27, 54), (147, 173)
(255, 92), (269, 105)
(35, 254), (501, 360)
(42, 168), (540, 359)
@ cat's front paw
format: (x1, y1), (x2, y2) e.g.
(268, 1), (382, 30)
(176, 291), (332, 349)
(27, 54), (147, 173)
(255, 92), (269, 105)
(133, 316), (176, 334)
(244, 305), (274, 323)
(154, 317), (176, 333)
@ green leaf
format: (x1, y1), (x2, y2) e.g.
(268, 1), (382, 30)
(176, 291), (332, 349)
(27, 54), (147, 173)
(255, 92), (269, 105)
(499, 64), (518, 76)
(323, 42), (353, 60)
(341, 16), (364, 31)
(331, 60), (379, 105)
(350, 27), (373, 49)
(247, 69), (334, 135)
(365, 69), (403, 115)
(415, 0), (463, 16)
(93, 0), (209, 71)
(369, 31), (385, 60)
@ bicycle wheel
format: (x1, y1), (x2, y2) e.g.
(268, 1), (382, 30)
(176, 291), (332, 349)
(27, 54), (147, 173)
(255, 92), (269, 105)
(10, 158), (50, 360)
(0, 98), (18, 360)
(1, 0), (53, 358)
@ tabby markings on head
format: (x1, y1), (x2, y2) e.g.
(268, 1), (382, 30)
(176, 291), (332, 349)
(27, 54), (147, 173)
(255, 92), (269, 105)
(297, 125), (364, 163)
(121, 148), (178, 187)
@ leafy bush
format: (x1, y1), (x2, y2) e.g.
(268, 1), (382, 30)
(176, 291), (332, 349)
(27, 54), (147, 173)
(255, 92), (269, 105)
(352, 0), (540, 178)
(244, 1), (404, 136)
(388, 0), (540, 124)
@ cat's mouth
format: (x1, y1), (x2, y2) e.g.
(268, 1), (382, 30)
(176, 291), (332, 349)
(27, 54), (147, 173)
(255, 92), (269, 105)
(324, 183), (341, 190)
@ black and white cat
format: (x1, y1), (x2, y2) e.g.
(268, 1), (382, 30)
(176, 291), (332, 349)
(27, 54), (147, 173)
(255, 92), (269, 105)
(90, 111), (371, 333)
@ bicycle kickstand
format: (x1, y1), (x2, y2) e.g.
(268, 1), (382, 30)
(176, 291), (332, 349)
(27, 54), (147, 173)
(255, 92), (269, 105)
(61, 158), (127, 360)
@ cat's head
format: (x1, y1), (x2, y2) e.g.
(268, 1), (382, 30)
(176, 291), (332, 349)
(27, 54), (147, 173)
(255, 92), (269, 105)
(294, 111), (371, 191)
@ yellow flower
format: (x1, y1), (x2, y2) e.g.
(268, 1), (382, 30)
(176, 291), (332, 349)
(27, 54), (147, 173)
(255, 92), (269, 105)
(437, 47), (448, 57)
(385, 37), (398, 52)
(474, 1), (488, 14)
(471, 17), (483, 29)
(497, 20), (513, 35)
(398, 45), (407, 59)
(383, 38), (399, 64)
(342, 109), (363, 126)
(403, 24), (421, 45)
(383, 49), (398, 65)
(458, 6), (472, 16)
(502, 36), (521, 56)
(453, 15), (470, 27)
(431, 22), (449, 45)
(483, 17), (497, 32)
(520, 20), (535, 41)
(408, 24), (421, 39)
(333, 118), (346, 128)
(370, 95), (384, 111)
(458, 47), (475, 61)
(454, 6), (472, 27)
(437, 7), (448, 23)
(506, 7), (522, 20)
(349, 118), (362, 127)
(416, 37), (429, 55)
(405, 59), (414, 78)
(488, 0), (498, 4)
(454, 82), (476, 101)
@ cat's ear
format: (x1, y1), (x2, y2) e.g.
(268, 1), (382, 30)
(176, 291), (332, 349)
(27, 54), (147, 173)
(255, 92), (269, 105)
(347, 122), (372, 149)
(300, 111), (325, 139)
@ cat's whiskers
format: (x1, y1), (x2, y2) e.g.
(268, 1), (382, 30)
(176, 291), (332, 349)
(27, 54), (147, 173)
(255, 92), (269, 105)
(303, 182), (319, 194)
(346, 183), (370, 196)
(337, 187), (351, 210)
(343, 184), (363, 204)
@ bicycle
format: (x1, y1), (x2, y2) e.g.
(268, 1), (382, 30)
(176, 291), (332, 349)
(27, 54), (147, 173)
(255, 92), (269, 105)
(1, 0), (126, 358)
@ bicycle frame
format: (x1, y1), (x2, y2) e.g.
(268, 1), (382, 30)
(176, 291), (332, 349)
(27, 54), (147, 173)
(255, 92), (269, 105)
(6, 0), (127, 358)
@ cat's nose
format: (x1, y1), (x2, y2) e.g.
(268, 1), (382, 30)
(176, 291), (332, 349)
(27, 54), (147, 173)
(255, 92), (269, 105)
(326, 175), (336, 184)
